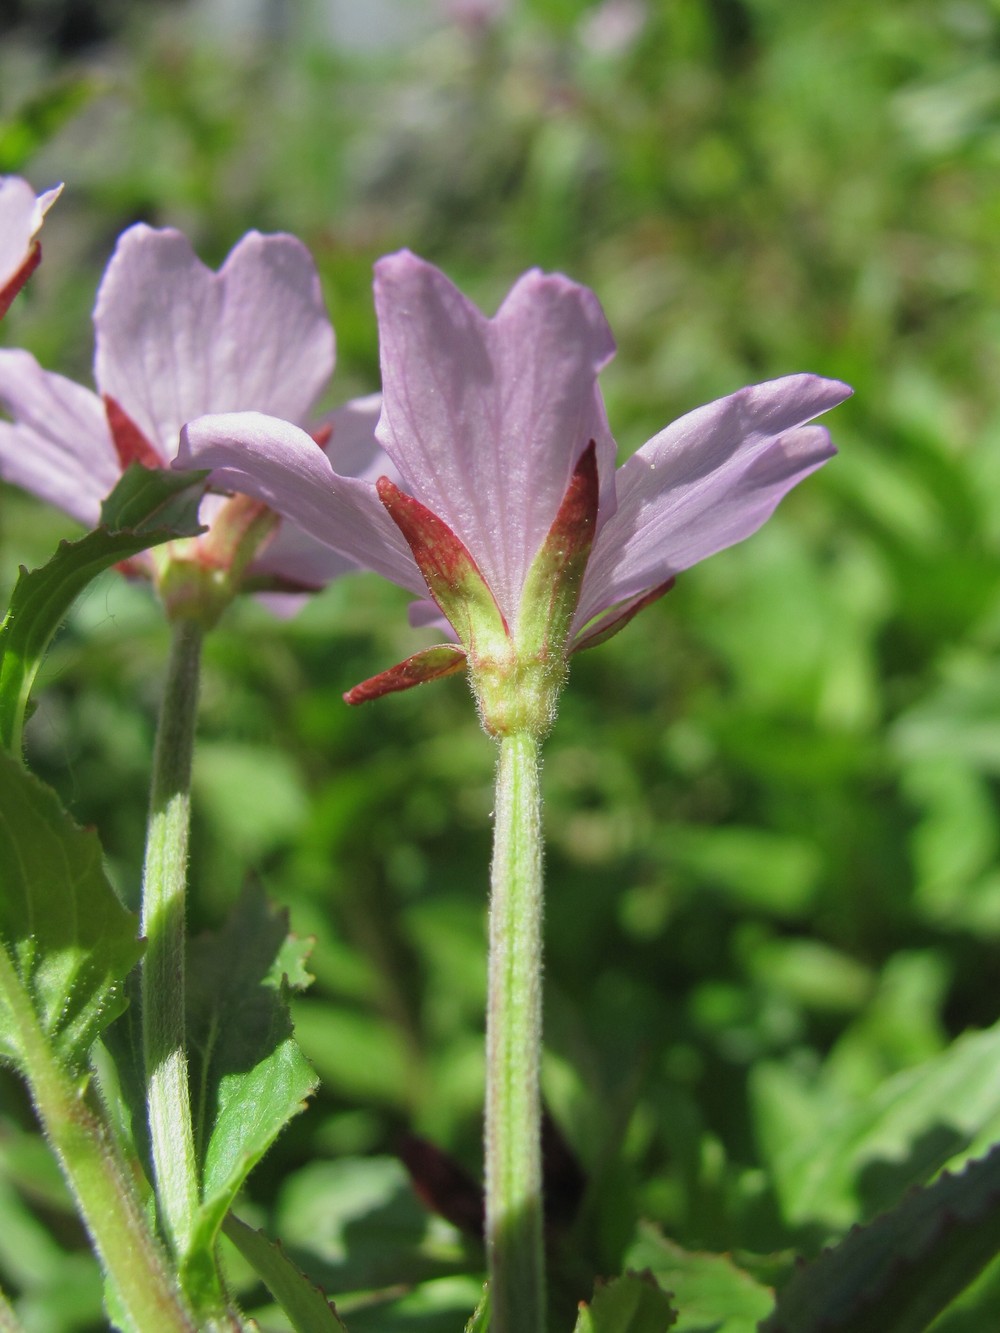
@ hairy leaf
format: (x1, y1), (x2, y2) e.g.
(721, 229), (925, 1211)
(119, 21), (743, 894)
(760, 1143), (1000, 1332)
(625, 1225), (772, 1333)
(0, 464), (207, 752)
(182, 889), (317, 1288)
(223, 1213), (347, 1332)
(573, 1271), (677, 1333)
(0, 751), (142, 1076)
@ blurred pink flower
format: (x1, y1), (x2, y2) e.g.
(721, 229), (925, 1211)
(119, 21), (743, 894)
(179, 251), (850, 696)
(0, 223), (382, 594)
(0, 178), (61, 319)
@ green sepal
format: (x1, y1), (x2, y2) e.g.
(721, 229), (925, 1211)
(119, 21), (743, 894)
(573, 1271), (678, 1333)
(343, 644), (467, 705)
(572, 579), (675, 654)
(760, 1142), (1000, 1333)
(0, 750), (143, 1078)
(375, 477), (510, 659)
(222, 1213), (348, 1332)
(0, 463), (207, 753)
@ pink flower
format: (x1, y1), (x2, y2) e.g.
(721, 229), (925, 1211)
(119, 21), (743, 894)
(179, 251), (851, 729)
(0, 223), (383, 606)
(0, 177), (61, 319)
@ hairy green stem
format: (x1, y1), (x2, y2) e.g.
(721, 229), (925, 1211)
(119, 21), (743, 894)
(0, 949), (194, 1332)
(485, 731), (546, 1333)
(142, 618), (202, 1263)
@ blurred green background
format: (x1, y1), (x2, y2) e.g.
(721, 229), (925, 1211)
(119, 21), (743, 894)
(4, 0), (1000, 1329)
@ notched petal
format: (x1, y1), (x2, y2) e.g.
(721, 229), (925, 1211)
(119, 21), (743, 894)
(344, 644), (467, 705)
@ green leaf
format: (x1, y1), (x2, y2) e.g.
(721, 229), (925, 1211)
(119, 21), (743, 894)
(753, 1019), (1000, 1231)
(760, 1143), (1000, 1333)
(222, 1212), (348, 1332)
(464, 1285), (490, 1332)
(182, 889), (317, 1289)
(625, 1225), (773, 1333)
(573, 1271), (678, 1333)
(0, 751), (143, 1076)
(0, 464), (207, 753)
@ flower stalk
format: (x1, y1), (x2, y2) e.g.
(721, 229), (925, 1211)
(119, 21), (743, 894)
(486, 729), (546, 1333)
(141, 615), (203, 1266)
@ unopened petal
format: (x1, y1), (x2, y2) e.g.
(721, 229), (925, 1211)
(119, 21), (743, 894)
(576, 374), (851, 627)
(178, 411), (425, 595)
(95, 226), (335, 458)
(374, 250), (617, 622)
(0, 349), (118, 527)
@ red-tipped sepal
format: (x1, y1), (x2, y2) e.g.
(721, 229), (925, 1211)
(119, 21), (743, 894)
(0, 242), (41, 320)
(516, 440), (600, 661)
(375, 477), (509, 652)
(344, 644), (467, 705)
(104, 395), (166, 469)
(572, 577), (676, 653)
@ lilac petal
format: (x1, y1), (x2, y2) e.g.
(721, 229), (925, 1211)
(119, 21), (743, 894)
(409, 597), (457, 638)
(0, 178), (60, 301)
(575, 375), (851, 627)
(177, 411), (425, 596)
(312, 393), (390, 483)
(0, 349), (118, 527)
(373, 250), (617, 623)
(94, 226), (335, 459)
(251, 518), (360, 587)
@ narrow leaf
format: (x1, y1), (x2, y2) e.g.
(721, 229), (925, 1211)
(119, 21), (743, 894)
(625, 1224), (773, 1333)
(222, 1213), (348, 1332)
(344, 644), (467, 705)
(0, 751), (142, 1075)
(464, 1285), (490, 1332)
(760, 1143), (1000, 1333)
(0, 463), (207, 753)
(573, 1271), (678, 1333)
(182, 890), (317, 1288)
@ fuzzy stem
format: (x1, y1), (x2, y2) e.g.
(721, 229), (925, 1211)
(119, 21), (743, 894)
(486, 730), (546, 1333)
(0, 948), (194, 1332)
(141, 617), (202, 1263)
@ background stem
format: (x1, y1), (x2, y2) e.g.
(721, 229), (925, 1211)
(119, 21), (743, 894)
(485, 730), (546, 1333)
(0, 949), (194, 1332)
(141, 617), (203, 1263)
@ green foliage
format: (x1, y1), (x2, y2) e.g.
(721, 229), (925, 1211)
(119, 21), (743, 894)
(760, 1145), (1000, 1333)
(625, 1227), (772, 1333)
(182, 890), (318, 1288)
(0, 465), (206, 752)
(222, 1213), (347, 1333)
(0, 750), (142, 1078)
(0, 78), (101, 173)
(573, 1271), (677, 1333)
(5, 0), (1000, 1328)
